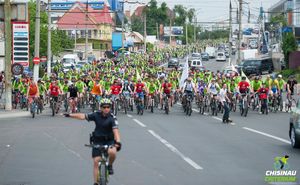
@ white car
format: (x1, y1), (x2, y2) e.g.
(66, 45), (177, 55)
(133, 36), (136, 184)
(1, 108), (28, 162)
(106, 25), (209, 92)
(190, 59), (203, 69)
(216, 52), (226, 62)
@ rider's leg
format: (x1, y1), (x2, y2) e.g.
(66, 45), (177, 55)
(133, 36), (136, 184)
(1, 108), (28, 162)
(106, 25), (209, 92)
(93, 157), (101, 183)
(108, 147), (117, 166)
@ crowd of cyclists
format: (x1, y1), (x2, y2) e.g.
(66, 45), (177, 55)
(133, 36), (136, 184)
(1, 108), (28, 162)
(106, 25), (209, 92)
(2, 45), (298, 120)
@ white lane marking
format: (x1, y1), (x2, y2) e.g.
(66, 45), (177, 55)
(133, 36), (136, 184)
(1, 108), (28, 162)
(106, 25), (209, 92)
(243, 127), (291, 144)
(212, 116), (222, 121)
(43, 132), (84, 159)
(133, 119), (147, 128)
(127, 114), (133, 118)
(148, 130), (203, 170)
(192, 108), (199, 113)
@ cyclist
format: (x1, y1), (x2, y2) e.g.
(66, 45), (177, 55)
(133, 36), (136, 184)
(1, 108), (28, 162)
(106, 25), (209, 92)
(68, 82), (79, 113)
(181, 77), (197, 109)
(109, 79), (122, 109)
(64, 98), (121, 185)
(49, 80), (62, 114)
(207, 78), (220, 104)
(251, 76), (262, 109)
(146, 77), (157, 108)
(257, 82), (269, 114)
(160, 78), (172, 110)
(237, 76), (250, 106)
(26, 78), (40, 110)
(287, 75), (298, 96)
(75, 78), (86, 106)
(134, 79), (146, 108)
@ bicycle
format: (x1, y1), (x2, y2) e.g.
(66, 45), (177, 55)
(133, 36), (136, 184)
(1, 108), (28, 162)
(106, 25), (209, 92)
(148, 93), (155, 113)
(30, 98), (38, 118)
(85, 144), (111, 185)
(136, 95), (144, 115)
(251, 92), (260, 111)
(163, 94), (169, 115)
(111, 95), (119, 116)
(185, 93), (193, 116)
(50, 96), (60, 116)
(210, 95), (218, 116)
(239, 93), (249, 117)
(285, 93), (296, 112)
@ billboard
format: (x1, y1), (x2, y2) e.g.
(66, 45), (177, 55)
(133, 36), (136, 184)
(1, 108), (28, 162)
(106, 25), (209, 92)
(12, 22), (29, 67)
(164, 26), (184, 37)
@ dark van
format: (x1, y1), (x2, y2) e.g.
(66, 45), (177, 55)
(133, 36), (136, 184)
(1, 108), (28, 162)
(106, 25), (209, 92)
(241, 57), (274, 75)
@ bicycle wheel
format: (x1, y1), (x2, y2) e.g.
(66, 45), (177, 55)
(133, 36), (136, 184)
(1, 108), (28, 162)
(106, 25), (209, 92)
(98, 163), (107, 185)
(52, 102), (55, 116)
(31, 104), (35, 118)
(244, 104), (248, 117)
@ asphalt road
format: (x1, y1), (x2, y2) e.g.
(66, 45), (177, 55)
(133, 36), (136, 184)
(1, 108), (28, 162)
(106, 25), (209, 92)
(0, 101), (299, 185)
(1, 59), (299, 185)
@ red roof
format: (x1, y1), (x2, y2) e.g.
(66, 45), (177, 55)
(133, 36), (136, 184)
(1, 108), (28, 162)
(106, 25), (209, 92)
(57, 2), (113, 30)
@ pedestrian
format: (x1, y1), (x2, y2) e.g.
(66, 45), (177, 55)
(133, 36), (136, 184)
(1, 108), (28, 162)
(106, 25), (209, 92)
(219, 83), (232, 123)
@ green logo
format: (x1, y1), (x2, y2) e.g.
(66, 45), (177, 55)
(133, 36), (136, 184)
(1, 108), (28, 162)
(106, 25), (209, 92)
(265, 155), (297, 183)
(274, 155), (289, 170)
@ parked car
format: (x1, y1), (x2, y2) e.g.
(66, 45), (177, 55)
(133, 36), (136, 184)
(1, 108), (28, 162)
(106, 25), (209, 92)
(289, 99), (300, 148)
(216, 52), (226, 62)
(168, 58), (179, 68)
(240, 57), (274, 76)
(201, 52), (209, 61)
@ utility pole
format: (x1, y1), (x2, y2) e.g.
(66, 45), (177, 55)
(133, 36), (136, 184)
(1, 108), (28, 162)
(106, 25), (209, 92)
(33, 0), (41, 82)
(4, 0), (12, 110)
(144, 14), (147, 52)
(194, 16), (196, 43)
(237, 0), (242, 65)
(185, 23), (188, 46)
(169, 18), (172, 44)
(74, 25), (77, 50)
(156, 22), (159, 41)
(121, 15), (124, 48)
(85, 0), (88, 59)
(47, 0), (51, 77)
(229, 0), (232, 66)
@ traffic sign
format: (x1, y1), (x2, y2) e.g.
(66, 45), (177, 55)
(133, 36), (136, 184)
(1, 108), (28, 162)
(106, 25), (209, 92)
(33, 57), (40, 65)
(41, 56), (47, 62)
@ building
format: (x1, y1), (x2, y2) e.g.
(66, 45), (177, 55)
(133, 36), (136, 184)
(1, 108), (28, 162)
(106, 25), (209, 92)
(268, 0), (300, 41)
(57, 2), (114, 55)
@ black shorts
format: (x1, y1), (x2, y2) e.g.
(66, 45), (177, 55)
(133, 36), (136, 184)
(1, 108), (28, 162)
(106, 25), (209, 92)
(92, 140), (115, 158)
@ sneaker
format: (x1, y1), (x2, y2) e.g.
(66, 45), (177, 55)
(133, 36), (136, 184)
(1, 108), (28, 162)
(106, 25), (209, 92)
(108, 165), (114, 175)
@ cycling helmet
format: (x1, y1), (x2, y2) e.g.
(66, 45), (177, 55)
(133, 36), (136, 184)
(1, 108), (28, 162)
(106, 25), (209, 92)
(278, 74), (282, 78)
(100, 98), (112, 107)
(255, 76), (259, 80)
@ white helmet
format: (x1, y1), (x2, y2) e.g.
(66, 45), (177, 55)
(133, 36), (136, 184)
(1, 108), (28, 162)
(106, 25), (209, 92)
(278, 74), (282, 78)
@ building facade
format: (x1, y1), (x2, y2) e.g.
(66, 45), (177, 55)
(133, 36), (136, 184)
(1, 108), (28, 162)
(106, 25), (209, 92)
(57, 2), (114, 52)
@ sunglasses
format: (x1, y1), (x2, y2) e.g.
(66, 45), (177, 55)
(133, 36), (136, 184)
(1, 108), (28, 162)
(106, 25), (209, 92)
(101, 106), (111, 109)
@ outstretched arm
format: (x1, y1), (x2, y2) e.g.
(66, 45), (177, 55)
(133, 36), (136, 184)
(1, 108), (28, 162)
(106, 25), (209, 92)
(65, 113), (85, 120)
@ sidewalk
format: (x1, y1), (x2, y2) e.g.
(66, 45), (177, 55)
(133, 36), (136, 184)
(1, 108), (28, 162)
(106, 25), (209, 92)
(0, 109), (30, 119)
(0, 94), (30, 119)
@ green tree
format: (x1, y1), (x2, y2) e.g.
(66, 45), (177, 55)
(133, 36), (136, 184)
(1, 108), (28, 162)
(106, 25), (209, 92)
(29, 0), (73, 59)
(282, 32), (298, 68)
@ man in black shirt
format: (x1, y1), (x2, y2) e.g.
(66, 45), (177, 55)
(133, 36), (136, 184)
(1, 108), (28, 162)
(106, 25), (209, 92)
(64, 98), (121, 185)
(68, 83), (79, 113)
(287, 76), (298, 95)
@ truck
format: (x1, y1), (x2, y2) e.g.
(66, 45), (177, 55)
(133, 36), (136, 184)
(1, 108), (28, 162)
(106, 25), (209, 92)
(205, 47), (216, 59)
